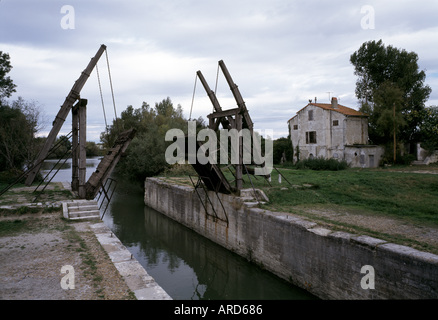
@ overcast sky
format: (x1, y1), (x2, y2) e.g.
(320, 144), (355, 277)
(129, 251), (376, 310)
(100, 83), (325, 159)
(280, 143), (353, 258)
(1, 0), (437, 141)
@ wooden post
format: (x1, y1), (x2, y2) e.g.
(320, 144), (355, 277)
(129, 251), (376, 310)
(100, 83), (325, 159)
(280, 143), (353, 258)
(25, 44), (106, 186)
(71, 102), (79, 191)
(78, 100), (87, 198)
(393, 102), (396, 163)
(235, 111), (243, 191)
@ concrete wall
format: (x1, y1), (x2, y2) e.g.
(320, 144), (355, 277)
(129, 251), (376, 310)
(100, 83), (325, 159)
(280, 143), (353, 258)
(416, 144), (438, 165)
(344, 145), (385, 168)
(144, 178), (438, 300)
(344, 117), (368, 145)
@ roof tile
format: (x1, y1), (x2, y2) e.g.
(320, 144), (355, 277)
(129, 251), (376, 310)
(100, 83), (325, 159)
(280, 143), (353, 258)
(288, 102), (367, 122)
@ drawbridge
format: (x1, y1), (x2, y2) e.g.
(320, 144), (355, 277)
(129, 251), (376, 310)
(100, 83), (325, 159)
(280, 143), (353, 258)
(188, 60), (289, 200)
(19, 44), (136, 208)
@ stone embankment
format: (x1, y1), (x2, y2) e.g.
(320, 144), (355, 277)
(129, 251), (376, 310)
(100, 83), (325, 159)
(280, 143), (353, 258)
(144, 177), (438, 300)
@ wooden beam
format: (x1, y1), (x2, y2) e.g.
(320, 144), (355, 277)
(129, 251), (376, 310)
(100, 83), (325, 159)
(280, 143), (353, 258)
(84, 128), (136, 200)
(235, 112), (243, 191)
(71, 100), (80, 191)
(25, 44), (106, 186)
(78, 101), (87, 198)
(207, 108), (240, 119)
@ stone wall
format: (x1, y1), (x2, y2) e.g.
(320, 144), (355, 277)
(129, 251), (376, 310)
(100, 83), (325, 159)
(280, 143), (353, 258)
(144, 177), (438, 299)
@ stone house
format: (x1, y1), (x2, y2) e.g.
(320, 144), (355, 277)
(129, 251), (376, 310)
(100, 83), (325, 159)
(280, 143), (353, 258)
(287, 97), (384, 168)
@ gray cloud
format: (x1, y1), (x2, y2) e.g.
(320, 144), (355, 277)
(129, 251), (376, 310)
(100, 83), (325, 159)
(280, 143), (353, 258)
(1, 0), (437, 141)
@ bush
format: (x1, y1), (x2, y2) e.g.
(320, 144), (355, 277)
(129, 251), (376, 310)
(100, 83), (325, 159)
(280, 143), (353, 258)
(295, 157), (349, 171)
(397, 154), (416, 165)
(162, 163), (196, 177)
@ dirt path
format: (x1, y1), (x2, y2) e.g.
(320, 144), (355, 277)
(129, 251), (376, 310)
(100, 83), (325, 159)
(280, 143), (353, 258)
(0, 182), (136, 300)
(0, 213), (135, 300)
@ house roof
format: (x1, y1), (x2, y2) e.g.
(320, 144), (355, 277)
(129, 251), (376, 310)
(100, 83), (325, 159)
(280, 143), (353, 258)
(287, 102), (367, 122)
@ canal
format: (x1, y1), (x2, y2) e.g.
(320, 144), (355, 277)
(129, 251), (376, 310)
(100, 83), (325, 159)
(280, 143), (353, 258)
(42, 159), (317, 300)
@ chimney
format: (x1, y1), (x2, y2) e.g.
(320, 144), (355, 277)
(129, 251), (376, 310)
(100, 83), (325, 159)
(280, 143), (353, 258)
(331, 97), (338, 109)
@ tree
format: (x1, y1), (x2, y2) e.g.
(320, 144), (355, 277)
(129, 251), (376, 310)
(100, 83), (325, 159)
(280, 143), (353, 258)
(85, 141), (102, 157)
(0, 98), (43, 171)
(0, 51), (16, 99)
(273, 137), (293, 165)
(47, 135), (72, 159)
(350, 40), (432, 145)
(101, 97), (191, 182)
(372, 81), (406, 161)
(419, 106), (438, 154)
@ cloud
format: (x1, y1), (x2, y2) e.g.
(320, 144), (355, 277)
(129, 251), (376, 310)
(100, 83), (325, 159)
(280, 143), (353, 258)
(1, 0), (437, 141)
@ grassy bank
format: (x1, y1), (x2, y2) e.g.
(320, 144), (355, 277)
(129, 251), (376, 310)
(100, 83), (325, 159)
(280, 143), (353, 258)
(161, 163), (438, 228)
(160, 163), (438, 254)
(257, 166), (438, 227)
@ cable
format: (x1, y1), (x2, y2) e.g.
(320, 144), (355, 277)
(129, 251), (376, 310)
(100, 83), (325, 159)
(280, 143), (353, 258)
(189, 73), (198, 121)
(96, 63), (108, 132)
(105, 49), (119, 131)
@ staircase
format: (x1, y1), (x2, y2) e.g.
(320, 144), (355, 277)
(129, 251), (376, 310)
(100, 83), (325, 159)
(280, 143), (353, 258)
(62, 200), (101, 220)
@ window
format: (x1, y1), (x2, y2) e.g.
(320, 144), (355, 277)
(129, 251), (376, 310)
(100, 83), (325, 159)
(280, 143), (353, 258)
(333, 120), (339, 126)
(293, 125), (298, 130)
(308, 110), (314, 121)
(306, 131), (317, 144)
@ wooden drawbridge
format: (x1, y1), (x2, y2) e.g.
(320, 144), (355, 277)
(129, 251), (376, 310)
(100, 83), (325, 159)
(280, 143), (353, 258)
(22, 44), (136, 203)
(84, 128), (136, 200)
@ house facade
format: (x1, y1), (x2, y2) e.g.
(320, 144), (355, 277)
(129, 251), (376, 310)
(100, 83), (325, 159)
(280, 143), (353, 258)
(288, 97), (384, 168)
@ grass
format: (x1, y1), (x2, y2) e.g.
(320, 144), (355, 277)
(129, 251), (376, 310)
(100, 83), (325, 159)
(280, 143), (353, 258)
(0, 219), (28, 237)
(161, 163), (438, 227)
(0, 181), (73, 209)
(256, 167), (438, 227)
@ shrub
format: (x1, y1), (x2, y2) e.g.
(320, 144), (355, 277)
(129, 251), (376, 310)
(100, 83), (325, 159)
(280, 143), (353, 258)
(295, 157), (349, 171)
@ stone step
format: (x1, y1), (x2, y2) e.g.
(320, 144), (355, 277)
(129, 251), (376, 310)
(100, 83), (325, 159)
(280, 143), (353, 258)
(68, 205), (100, 212)
(69, 210), (101, 218)
(69, 214), (101, 220)
(62, 200), (101, 220)
(67, 200), (98, 207)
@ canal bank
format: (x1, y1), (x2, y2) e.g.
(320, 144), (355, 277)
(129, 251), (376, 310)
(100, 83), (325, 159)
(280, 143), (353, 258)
(144, 177), (438, 299)
(0, 182), (170, 300)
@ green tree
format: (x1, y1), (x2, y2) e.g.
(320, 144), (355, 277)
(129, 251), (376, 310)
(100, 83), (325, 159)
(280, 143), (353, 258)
(85, 141), (102, 157)
(273, 137), (293, 165)
(350, 40), (432, 144)
(0, 98), (43, 171)
(0, 51), (16, 99)
(372, 81), (406, 162)
(419, 106), (438, 154)
(47, 135), (72, 159)
(101, 97), (191, 182)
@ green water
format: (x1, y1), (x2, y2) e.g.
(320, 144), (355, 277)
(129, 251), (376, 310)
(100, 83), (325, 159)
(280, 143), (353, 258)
(102, 174), (317, 300)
